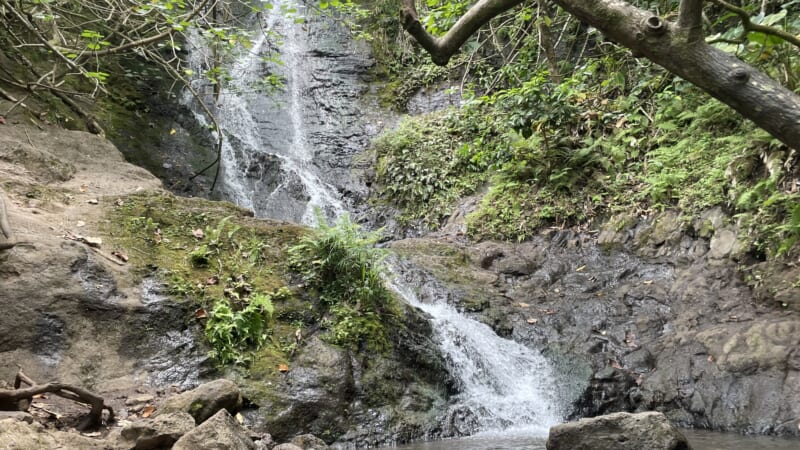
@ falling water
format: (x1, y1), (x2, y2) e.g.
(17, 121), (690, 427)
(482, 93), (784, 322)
(184, 0), (344, 224)
(388, 267), (563, 436)
(184, 0), (563, 438)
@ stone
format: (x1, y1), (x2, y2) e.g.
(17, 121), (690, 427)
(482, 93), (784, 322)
(546, 411), (692, 450)
(172, 409), (256, 450)
(709, 229), (737, 259)
(119, 411), (195, 449)
(125, 395), (155, 406)
(155, 379), (242, 424)
(290, 433), (329, 449)
(0, 411), (33, 423)
(273, 444), (303, 450)
(0, 418), (120, 449)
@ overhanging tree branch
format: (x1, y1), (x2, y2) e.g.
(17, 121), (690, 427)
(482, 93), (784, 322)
(400, 0), (800, 150)
(678, 0), (704, 42)
(401, 0), (525, 65)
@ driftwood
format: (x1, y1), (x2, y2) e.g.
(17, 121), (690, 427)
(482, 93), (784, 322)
(0, 368), (114, 430)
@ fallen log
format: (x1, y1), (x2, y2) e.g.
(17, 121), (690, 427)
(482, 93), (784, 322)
(0, 368), (114, 430)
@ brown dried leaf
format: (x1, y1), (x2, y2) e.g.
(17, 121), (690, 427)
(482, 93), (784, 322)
(141, 405), (155, 418)
(278, 364), (289, 373)
(194, 308), (208, 319)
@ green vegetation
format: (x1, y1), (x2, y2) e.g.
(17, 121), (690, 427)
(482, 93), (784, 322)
(373, 107), (489, 227)
(366, 2), (800, 257)
(108, 195), (403, 365)
(288, 212), (399, 352)
(106, 192), (305, 366)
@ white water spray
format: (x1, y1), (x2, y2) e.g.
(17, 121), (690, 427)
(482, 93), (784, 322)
(184, 0), (343, 225)
(388, 268), (563, 435)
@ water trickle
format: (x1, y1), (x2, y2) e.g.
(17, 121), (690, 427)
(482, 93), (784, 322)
(388, 267), (564, 436)
(184, 0), (344, 225)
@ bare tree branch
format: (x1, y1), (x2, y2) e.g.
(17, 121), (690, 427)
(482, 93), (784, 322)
(400, 0), (800, 149)
(678, 0), (704, 42)
(401, 0), (525, 65)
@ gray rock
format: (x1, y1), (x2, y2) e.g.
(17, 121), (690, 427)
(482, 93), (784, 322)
(273, 444), (303, 450)
(156, 379), (242, 424)
(290, 433), (329, 449)
(709, 228), (736, 259)
(546, 411), (692, 450)
(172, 409), (255, 450)
(0, 418), (121, 449)
(0, 411), (33, 423)
(119, 411), (195, 449)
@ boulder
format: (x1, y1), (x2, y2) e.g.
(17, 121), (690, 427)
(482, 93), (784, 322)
(172, 409), (255, 450)
(0, 411), (33, 423)
(273, 445), (303, 450)
(290, 434), (329, 449)
(546, 411), (692, 450)
(119, 411), (195, 449)
(156, 379), (242, 424)
(0, 418), (120, 449)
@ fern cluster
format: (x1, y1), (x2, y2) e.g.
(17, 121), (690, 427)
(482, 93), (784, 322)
(288, 213), (398, 352)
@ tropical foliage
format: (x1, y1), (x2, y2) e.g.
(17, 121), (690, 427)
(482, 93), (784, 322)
(288, 212), (398, 351)
(366, 1), (799, 256)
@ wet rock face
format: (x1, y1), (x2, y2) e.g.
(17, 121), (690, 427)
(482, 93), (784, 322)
(242, 306), (450, 448)
(213, 8), (388, 220)
(546, 411), (692, 450)
(0, 125), (204, 399)
(392, 210), (800, 436)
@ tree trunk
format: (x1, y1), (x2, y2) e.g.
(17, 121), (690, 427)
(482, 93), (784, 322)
(400, 0), (800, 149)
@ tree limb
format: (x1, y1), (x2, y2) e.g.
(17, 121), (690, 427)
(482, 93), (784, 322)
(400, 0), (800, 149)
(710, 0), (800, 50)
(678, 0), (704, 43)
(401, 0), (525, 65)
(2, 369), (114, 430)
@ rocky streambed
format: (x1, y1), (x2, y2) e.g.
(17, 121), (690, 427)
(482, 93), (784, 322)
(388, 206), (800, 437)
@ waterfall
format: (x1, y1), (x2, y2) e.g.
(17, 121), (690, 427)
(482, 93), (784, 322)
(184, 0), (344, 225)
(388, 267), (563, 436)
(184, 0), (563, 439)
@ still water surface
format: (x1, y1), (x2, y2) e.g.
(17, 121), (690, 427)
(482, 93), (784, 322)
(379, 429), (800, 450)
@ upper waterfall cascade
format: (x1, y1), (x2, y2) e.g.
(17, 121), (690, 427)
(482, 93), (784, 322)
(184, 0), (563, 436)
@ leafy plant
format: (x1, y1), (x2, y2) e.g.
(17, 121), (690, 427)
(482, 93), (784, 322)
(206, 288), (289, 366)
(288, 212), (397, 351)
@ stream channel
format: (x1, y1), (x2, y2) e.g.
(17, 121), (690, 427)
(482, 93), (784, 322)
(183, 2), (799, 449)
